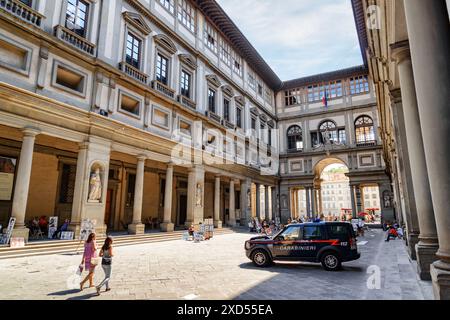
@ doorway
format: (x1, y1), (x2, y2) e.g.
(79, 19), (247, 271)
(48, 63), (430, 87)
(178, 193), (187, 227)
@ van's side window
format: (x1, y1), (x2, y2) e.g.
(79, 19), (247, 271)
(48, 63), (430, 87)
(303, 226), (323, 240)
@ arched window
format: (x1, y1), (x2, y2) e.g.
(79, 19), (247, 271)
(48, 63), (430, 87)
(319, 120), (338, 143)
(287, 125), (303, 151)
(355, 116), (375, 146)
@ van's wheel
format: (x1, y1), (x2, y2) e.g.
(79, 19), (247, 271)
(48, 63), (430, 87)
(252, 250), (272, 268)
(321, 252), (342, 271)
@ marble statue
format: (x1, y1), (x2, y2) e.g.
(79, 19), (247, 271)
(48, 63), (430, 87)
(88, 168), (102, 201)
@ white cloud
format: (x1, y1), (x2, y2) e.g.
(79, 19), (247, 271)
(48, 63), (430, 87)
(216, 0), (363, 80)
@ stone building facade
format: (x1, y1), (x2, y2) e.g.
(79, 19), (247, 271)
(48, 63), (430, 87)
(276, 67), (392, 223)
(351, 0), (450, 299)
(0, 0), (280, 240)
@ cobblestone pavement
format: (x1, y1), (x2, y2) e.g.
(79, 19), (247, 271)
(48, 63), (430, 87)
(0, 229), (433, 300)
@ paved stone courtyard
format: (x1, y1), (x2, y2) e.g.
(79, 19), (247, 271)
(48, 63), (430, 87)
(0, 229), (433, 300)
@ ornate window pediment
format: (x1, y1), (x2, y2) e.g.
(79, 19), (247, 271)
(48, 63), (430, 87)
(178, 54), (197, 69)
(250, 107), (259, 116)
(259, 114), (267, 123)
(222, 85), (234, 97)
(235, 96), (245, 106)
(206, 74), (221, 88)
(154, 34), (177, 55)
(123, 12), (151, 35)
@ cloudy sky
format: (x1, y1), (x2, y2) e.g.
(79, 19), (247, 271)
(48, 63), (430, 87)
(216, 0), (363, 81)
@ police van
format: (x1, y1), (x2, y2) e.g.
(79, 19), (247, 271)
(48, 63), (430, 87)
(244, 222), (360, 271)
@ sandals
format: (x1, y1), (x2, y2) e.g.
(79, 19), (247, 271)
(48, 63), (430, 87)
(96, 287), (101, 296)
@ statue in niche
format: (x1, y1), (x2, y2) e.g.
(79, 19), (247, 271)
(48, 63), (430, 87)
(88, 167), (102, 202)
(195, 183), (203, 207)
(383, 191), (392, 208)
(281, 195), (288, 209)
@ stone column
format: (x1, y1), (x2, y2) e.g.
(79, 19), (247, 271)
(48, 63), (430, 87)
(404, 0), (450, 299)
(390, 90), (421, 260)
(350, 185), (357, 218)
(305, 187), (311, 218)
(240, 178), (251, 226)
(128, 155), (146, 235)
(311, 188), (317, 217)
(161, 163), (174, 232)
(70, 142), (88, 234)
(392, 44), (439, 279)
(228, 179), (236, 227)
(318, 188), (323, 214)
(214, 175), (222, 228)
(11, 128), (40, 242)
(255, 183), (261, 220)
(264, 185), (270, 221)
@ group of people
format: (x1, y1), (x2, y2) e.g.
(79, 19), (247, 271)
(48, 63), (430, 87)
(79, 233), (114, 296)
(384, 222), (404, 242)
(28, 217), (70, 239)
(248, 218), (282, 235)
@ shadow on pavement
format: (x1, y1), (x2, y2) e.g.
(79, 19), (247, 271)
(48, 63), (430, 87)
(47, 289), (80, 296)
(67, 293), (98, 300)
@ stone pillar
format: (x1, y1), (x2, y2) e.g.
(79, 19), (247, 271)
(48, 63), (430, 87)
(311, 188), (317, 217)
(350, 185), (357, 219)
(264, 185), (270, 221)
(240, 178), (251, 226)
(271, 186), (277, 221)
(255, 183), (261, 219)
(305, 187), (311, 218)
(404, 0), (450, 299)
(392, 44), (439, 279)
(186, 165), (205, 227)
(161, 163), (174, 232)
(10, 128), (40, 242)
(390, 90), (421, 260)
(228, 179), (236, 227)
(355, 185), (362, 214)
(213, 175), (222, 228)
(128, 156), (146, 235)
(318, 188), (323, 214)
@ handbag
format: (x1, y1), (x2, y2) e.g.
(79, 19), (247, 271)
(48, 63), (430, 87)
(90, 257), (100, 266)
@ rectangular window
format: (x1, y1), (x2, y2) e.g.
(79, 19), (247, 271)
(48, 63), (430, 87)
(248, 73), (256, 90)
(268, 127), (272, 146)
(350, 75), (370, 95)
(126, 173), (136, 207)
(159, 0), (174, 14)
(251, 117), (256, 130)
(220, 39), (231, 66)
(232, 50), (242, 76)
(338, 129), (346, 144)
(307, 84), (322, 102)
(126, 32), (141, 69)
(156, 54), (169, 85)
(152, 107), (170, 129)
(177, 0), (195, 33)
(65, 0), (89, 38)
(120, 93), (141, 116)
(179, 120), (192, 137)
(265, 89), (272, 104)
(223, 99), (230, 121)
(204, 22), (217, 53)
(208, 88), (216, 113)
(257, 83), (263, 96)
(55, 64), (85, 94)
(180, 70), (192, 98)
(285, 88), (302, 106)
(236, 107), (242, 128)
(311, 132), (319, 147)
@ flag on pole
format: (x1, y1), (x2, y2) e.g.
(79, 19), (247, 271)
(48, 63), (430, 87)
(322, 89), (328, 107)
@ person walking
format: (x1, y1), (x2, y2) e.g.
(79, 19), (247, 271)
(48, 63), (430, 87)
(80, 233), (97, 290)
(96, 237), (114, 295)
